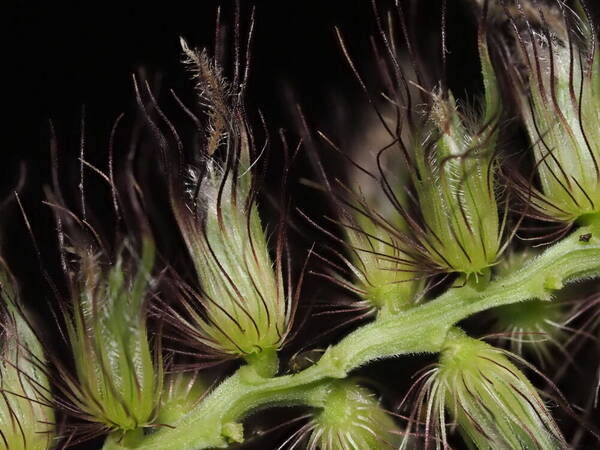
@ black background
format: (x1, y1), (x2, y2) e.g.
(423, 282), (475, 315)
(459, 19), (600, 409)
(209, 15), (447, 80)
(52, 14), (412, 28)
(9, 0), (487, 182)
(6, 0), (486, 296)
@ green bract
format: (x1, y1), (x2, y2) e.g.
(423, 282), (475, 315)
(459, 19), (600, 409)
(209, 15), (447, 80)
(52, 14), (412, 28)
(1, 267), (54, 450)
(506, 1), (600, 222)
(170, 41), (291, 359)
(299, 380), (402, 450)
(423, 328), (565, 450)
(62, 239), (160, 432)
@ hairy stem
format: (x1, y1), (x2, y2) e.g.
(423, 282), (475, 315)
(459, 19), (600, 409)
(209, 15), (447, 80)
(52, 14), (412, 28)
(104, 219), (600, 450)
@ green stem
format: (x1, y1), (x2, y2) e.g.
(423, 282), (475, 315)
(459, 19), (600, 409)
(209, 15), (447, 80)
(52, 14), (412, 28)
(104, 221), (600, 450)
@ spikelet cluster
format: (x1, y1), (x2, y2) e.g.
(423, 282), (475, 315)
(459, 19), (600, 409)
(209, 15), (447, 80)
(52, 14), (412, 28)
(57, 237), (161, 433)
(400, 328), (565, 450)
(160, 39), (293, 360)
(329, 153), (422, 313)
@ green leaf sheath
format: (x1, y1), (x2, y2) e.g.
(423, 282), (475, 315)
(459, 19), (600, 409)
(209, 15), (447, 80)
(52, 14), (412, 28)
(105, 218), (600, 450)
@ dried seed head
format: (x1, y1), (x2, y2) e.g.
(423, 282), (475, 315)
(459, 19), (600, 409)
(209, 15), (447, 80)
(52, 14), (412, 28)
(403, 328), (565, 449)
(289, 380), (402, 450)
(59, 239), (161, 432)
(166, 40), (292, 359)
(502, 0), (600, 222)
(1, 266), (54, 450)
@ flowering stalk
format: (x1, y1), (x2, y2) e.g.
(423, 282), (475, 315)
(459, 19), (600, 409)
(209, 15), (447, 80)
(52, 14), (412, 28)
(11, 2), (600, 448)
(103, 217), (600, 449)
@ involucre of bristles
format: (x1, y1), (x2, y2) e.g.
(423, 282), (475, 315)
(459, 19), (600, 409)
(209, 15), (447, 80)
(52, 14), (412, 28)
(499, 0), (600, 223)
(317, 157), (423, 313)
(164, 39), (293, 359)
(399, 328), (566, 450)
(282, 380), (403, 450)
(300, 109), (424, 314)
(56, 238), (161, 434)
(311, 94), (426, 314)
(1, 264), (54, 450)
(354, 2), (506, 281)
(407, 89), (503, 279)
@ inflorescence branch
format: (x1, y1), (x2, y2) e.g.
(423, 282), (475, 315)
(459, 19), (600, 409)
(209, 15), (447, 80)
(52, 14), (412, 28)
(103, 216), (600, 450)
